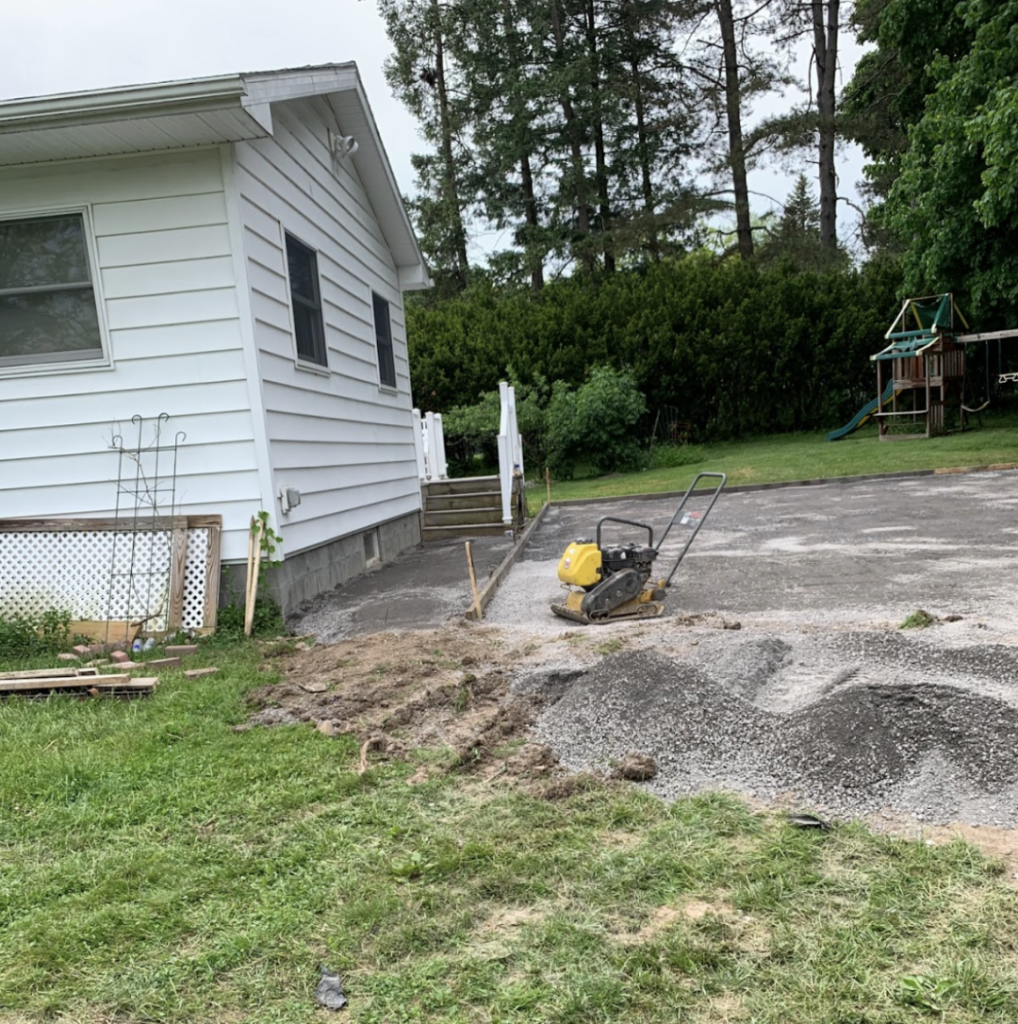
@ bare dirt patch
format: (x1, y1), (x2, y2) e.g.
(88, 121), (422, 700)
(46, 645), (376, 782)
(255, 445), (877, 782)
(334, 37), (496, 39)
(694, 993), (749, 1022)
(476, 905), (550, 935)
(866, 813), (1018, 881)
(242, 623), (557, 777)
(620, 905), (683, 943)
(617, 899), (736, 944)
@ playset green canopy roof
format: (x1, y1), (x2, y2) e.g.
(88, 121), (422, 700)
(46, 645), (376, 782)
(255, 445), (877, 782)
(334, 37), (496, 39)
(870, 293), (970, 362)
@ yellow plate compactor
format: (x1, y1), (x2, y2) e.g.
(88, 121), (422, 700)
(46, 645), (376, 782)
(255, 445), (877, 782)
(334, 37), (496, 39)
(551, 472), (726, 624)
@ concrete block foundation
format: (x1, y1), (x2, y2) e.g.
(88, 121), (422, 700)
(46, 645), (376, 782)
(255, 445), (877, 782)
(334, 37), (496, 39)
(220, 510), (422, 617)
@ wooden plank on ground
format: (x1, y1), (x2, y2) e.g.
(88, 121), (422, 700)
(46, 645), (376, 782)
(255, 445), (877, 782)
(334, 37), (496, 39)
(0, 674), (158, 693)
(0, 667), (77, 681)
(0, 666), (101, 681)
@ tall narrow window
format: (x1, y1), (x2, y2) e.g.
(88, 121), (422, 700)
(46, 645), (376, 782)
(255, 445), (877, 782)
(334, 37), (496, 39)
(372, 291), (396, 389)
(0, 213), (104, 369)
(285, 233), (327, 367)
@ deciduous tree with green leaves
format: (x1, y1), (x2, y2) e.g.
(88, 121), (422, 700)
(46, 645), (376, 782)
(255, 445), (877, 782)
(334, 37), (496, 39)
(841, 0), (973, 252)
(885, 0), (1018, 322)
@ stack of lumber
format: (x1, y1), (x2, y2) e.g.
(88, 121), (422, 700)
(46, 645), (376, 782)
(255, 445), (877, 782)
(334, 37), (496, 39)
(0, 666), (158, 698)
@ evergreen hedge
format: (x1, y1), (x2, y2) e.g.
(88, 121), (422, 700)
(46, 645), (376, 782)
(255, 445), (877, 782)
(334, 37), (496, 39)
(407, 253), (902, 440)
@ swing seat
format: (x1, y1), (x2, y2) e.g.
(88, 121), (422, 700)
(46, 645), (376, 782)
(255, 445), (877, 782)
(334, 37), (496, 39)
(962, 399), (990, 428)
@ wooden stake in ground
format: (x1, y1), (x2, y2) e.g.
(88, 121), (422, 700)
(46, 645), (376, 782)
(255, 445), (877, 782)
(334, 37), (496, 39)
(545, 466), (551, 505)
(244, 514), (255, 617)
(245, 517), (264, 637)
(465, 540), (482, 619)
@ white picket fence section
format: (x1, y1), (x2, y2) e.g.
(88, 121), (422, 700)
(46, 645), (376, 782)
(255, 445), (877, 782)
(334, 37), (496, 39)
(497, 382), (524, 526)
(414, 408), (448, 481)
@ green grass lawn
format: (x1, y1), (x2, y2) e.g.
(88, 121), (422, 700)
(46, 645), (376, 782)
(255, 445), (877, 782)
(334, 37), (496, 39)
(533, 413), (1018, 511)
(2, 644), (1018, 1023)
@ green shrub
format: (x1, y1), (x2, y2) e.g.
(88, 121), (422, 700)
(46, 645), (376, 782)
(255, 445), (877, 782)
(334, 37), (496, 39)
(208, 599), (285, 644)
(546, 366), (648, 478)
(0, 608), (74, 658)
(440, 390), (501, 476)
(441, 375), (550, 477)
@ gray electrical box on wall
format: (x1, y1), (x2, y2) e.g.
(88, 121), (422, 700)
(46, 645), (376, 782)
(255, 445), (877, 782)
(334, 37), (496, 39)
(279, 486), (302, 514)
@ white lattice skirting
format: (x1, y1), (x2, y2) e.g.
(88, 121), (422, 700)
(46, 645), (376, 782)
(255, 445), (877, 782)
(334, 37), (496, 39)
(0, 516), (221, 633)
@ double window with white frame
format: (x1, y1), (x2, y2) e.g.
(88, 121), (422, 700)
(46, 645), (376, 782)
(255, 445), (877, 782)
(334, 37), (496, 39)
(0, 212), (105, 371)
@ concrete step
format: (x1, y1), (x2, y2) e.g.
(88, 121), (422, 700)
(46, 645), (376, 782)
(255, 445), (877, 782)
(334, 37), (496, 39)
(423, 507), (504, 528)
(425, 491), (502, 512)
(422, 522), (512, 541)
(423, 475), (500, 496)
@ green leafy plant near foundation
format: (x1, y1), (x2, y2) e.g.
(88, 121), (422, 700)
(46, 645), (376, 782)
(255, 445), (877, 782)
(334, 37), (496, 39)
(0, 608), (76, 658)
(213, 512), (286, 642)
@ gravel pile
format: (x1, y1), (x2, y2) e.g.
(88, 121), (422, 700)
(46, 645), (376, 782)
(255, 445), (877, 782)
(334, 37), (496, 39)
(527, 650), (781, 798)
(776, 683), (1018, 823)
(527, 646), (1018, 826)
(686, 630), (1018, 712)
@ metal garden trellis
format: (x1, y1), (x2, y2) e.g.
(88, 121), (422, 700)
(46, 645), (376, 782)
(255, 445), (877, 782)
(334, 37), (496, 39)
(104, 413), (185, 642)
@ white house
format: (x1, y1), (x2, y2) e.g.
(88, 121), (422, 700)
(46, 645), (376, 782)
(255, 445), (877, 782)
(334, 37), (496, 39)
(0, 64), (432, 614)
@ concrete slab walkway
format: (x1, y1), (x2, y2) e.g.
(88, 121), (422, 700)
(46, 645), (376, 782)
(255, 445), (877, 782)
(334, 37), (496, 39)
(289, 534), (514, 643)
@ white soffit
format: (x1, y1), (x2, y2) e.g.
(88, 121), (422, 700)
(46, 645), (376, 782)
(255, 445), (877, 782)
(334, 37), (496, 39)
(0, 75), (271, 166)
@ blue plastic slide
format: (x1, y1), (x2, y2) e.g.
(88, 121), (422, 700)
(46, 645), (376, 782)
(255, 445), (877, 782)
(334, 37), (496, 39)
(827, 379), (896, 441)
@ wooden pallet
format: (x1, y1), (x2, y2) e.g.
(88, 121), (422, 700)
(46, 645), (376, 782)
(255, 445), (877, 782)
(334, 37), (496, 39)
(0, 668), (158, 698)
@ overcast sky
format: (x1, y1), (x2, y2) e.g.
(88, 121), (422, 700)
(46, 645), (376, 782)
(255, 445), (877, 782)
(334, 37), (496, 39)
(0, 0), (868, 259)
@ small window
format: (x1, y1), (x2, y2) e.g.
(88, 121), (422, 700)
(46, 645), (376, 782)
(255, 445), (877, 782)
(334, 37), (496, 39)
(0, 213), (104, 369)
(285, 233), (327, 367)
(372, 291), (396, 389)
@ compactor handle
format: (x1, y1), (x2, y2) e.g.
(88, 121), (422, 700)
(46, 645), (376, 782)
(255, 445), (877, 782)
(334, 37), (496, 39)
(596, 516), (654, 549)
(658, 471), (727, 587)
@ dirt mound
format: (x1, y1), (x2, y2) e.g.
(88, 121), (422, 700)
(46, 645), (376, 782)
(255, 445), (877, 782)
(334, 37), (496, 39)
(243, 625), (551, 775)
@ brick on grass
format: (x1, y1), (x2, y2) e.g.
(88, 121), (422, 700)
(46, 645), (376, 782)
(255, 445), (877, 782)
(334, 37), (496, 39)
(165, 644), (199, 657)
(109, 651), (131, 664)
(145, 657), (182, 669)
(183, 667), (218, 679)
(56, 653), (79, 661)
(72, 644), (91, 656)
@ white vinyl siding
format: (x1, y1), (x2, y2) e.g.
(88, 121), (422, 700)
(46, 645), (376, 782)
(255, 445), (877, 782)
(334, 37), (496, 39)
(0, 149), (262, 562)
(234, 98), (420, 556)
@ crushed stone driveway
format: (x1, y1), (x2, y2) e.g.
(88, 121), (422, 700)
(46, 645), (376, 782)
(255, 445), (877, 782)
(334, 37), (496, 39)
(504, 469), (1018, 633)
(486, 469), (1018, 830)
